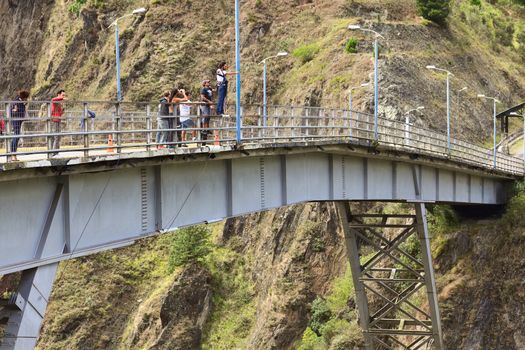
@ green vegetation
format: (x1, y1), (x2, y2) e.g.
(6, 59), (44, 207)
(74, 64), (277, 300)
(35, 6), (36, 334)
(168, 225), (212, 272)
(68, 0), (87, 16)
(502, 179), (525, 228)
(345, 38), (358, 54)
(293, 43), (321, 64)
(201, 244), (256, 349)
(297, 264), (362, 349)
(416, 0), (450, 24)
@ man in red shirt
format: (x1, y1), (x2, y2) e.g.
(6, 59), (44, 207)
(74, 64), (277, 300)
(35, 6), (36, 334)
(51, 90), (66, 155)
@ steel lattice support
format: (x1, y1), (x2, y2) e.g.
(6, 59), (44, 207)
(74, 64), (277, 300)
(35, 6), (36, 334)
(337, 202), (444, 350)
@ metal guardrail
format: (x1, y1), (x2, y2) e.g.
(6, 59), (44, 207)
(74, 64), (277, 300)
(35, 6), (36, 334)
(0, 100), (523, 175)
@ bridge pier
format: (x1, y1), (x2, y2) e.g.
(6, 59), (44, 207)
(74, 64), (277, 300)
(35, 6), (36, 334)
(0, 263), (58, 350)
(337, 202), (444, 350)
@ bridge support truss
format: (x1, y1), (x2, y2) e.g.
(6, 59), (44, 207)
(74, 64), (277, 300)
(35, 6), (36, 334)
(337, 202), (444, 350)
(0, 263), (58, 350)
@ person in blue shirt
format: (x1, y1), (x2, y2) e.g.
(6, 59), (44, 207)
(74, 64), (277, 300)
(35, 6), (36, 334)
(10, 90), (29, 161)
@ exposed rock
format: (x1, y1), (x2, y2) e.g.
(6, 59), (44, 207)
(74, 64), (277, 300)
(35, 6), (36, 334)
(146, 263), (212, 350)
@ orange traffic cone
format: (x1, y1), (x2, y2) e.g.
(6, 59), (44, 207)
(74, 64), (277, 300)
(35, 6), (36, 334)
(214, 131), (220, 146)
(107, 134), (114, 153)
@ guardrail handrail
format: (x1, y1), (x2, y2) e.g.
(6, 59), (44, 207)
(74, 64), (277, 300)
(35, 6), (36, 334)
(0, 101), (522, 175)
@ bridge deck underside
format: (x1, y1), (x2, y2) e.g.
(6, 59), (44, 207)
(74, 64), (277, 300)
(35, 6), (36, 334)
(0, 150), (507, 275)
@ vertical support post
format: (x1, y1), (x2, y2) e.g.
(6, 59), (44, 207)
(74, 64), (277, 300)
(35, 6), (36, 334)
(336, 202), (373, 349)
(291, 106), (295, 139)
(257, 105), (262, 140)
(115, 102), (122, 154)
(405, 114), (410, 147)
(446, 74), (451, 154)
(82, 103), (89, 157)
(234, 0), (242, 144)
(493, 98), (497, 169)
(5, 103), (10, 162)
(414, 203), (444, 350)
(522, 116), (524, 173)
(305, 108), (309, 138)
(0, 263), (59, 350)
(263, 61), (267, 128)
(197, 104), (202, 142)
(46, 103), (52, 159)
(115, 23), (122, 102)
(373, 37), (379, 141)
(274, 107), (279, 141)
(146, 104), (152, 152)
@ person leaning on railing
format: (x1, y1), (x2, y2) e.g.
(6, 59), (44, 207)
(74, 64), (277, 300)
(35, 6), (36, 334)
(157, 90), (171, 149)
(9, 90), (30, 161)
(51, 89), (66, 155)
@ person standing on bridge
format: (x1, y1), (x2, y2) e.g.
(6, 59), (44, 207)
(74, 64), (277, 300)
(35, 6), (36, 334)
(200, 79), (213, 141)
(51, 90), (66, 155)
(171, 86), (189, 147)
(157, 90), (171, 149)
(9, 90), (30, 161)
(216, 62), (239, 116)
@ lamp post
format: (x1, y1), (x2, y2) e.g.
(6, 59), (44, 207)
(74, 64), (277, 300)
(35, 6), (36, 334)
(426, 65), (454, 153)
(234, 0), (242, 143)
(259, 52), (288, 127)
(348, 82), (369, 137)
(109, 7), (146, 102)
(404, 106), (425, 146)
(478, 94), (501, 169)
(348, 24), (384, 141)
(456, 87), (467, 140)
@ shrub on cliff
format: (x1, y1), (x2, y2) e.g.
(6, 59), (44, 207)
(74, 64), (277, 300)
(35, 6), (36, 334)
(168, 225), (212, 272)
(416, 0), (450, 24)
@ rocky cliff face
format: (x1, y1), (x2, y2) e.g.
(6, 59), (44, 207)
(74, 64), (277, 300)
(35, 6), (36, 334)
(0, 0), (54, 98)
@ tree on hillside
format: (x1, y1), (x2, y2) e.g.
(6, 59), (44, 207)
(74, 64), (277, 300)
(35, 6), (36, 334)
(416, 0), (450, 24)
(168, 225), (212, 272)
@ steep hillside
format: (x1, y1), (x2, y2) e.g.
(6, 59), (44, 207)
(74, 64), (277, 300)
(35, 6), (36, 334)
(2, 0), (525, 349)
(2, 0), (525, 141)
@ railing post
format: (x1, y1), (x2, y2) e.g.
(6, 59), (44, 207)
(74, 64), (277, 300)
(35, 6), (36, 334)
(404, 115), (410, 147)
(305, 108), (309, 139)
(146, 104), (152, 151)
(291, 106), (295, 139)
(274, 107), (278, 142)
(331, 108), (336, 137)
(5, 103), (10, 162)
(257, 105), (262, 140)
(197, 104), (202, 142)
(115, 102), (122, 153)
(349, 110), (353, 139)
(83, 102), (89, 157)
(46, 102), (52, 159)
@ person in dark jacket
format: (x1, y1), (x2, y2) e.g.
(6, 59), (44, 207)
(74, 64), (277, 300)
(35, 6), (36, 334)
(157, 90), (171, 148)
(10, 90), (30, 161)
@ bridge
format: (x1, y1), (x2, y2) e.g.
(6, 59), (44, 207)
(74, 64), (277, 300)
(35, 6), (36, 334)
(0, 101), (522, 350)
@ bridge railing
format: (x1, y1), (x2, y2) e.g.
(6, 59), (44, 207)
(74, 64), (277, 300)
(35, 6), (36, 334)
(0, 101), (523, 175)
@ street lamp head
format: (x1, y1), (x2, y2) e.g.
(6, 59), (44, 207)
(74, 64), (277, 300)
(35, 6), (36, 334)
(277, 51), (288, 57)
(132, 7), (147, 14)
(348, 24), (361, 30)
